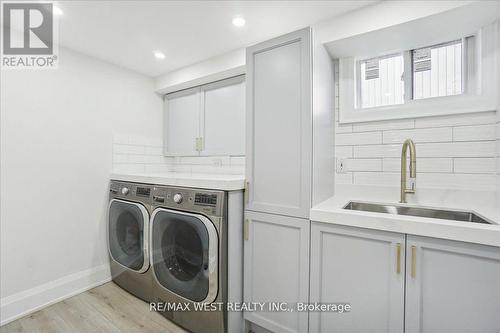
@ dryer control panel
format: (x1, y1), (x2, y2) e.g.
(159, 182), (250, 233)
(109, 181), (153, 205)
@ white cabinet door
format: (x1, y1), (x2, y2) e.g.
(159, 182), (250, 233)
(309, 223), (405, 333)
(246, 28), (312, 218)
(405, 236), (500, 333)
(202, 76), (245, 156)
(163, 87), (200, 156)
(243, 211), (309, 333)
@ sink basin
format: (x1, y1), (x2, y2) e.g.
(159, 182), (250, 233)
(343, 201), (493, 224)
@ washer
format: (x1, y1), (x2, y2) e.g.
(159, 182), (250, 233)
(108, 181), (154, 302)
(150, 185), (230, 333)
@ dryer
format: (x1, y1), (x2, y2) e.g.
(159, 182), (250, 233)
(150, 186), (229, 333)
(108, 181), (154, 302)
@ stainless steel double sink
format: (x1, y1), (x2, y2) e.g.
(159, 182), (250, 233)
(343, 201), (494, 225)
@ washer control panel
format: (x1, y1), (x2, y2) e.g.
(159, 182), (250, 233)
(152, 186), (224, 217)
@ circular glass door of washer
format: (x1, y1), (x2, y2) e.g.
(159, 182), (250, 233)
(151, 209), (216, 302)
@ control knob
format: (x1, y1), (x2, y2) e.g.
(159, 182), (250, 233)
(121, 187), (129, 195)
(173, 193), (183, 204)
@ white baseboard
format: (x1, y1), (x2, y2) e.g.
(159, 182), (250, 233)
(0, 264), (112, 326)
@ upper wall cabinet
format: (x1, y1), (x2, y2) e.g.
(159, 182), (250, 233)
(164, 87), (201, 156)
(163, 75), (245, 156)
(202, 77), (245, 156)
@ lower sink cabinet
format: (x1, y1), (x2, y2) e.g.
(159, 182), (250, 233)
(309, 223), (405, 333)
(405, 235), (500, 333)
(310, 222), (500, 333)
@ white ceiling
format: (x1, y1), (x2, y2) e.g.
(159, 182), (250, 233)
(56, 1), (376, 77)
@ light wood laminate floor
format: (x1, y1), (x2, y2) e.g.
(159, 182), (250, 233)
(0, 282), (188, 333)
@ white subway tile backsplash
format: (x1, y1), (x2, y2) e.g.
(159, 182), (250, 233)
(112, 164), (145, 174)
(353, 119), (414, 132)
(230, 156), (245, 166)
(113, 144), (145, 155)
(417, 173), (496, 192)
(351, 171), (496, 191)
(336, 110), (498, 192)
(383, 127), (452, 144)
(336, 146), (353, 158)
(336, 172), (353, 185)
(354, 145), (401, 158)
(453, 124), (496, 142)
(353, 172), (399, 187)
(383, 158), (453, 173)
(179, 156), (230, 166)
(337, 132), (382, 146)
(113, 154), (128, 164)
(113, 144), (129, 154)
(415, 111), (496, 128)
(144, 146), (163, 156)
(335, 121), (353, 134)
(144, 164), (171, 173)
(127, 154), (150, 164)
(453, 158), (496, 174)
(344, 158), (382, 172)
(167, 165), (193, 173)
(112, 136), (245, 176)
(417, 141), (495, 158)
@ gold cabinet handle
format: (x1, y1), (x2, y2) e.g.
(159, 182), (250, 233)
(244, 219), (250, 241)
(396, 243), (401, 274)
(411, 245), (417, 278)
(244, 181), (249, 204)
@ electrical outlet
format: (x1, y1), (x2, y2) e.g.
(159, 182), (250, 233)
(212, 158), (222, 167)
(336, 158), (347, 173)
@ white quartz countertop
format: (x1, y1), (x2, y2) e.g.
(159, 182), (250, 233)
(110, 172), (245, 191)
(310, 185), (500, 247)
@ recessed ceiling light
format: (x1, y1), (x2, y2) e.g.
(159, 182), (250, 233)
(53, 6), (63, 16)
(232, 16), (245, 27)
(153, 51), (165, 60)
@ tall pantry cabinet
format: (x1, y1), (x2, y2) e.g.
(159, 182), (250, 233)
(244, 27), (335, 333)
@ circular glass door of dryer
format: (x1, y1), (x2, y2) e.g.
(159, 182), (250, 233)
(108, 199), (149, 273)
(151, 208), (218, 303)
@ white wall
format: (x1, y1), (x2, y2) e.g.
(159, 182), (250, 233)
(155, 48), (245, 94)
(314, 0), (474, 45)
(0, 47), (163, 324)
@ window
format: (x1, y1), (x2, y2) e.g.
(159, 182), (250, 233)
(413, 40), (464, 100)
(358, 54), (404, 108)
(355, 38), (473, 110)
(337, 21), (498, 124)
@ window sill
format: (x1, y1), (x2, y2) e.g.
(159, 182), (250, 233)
(339, 94), (497, 124)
